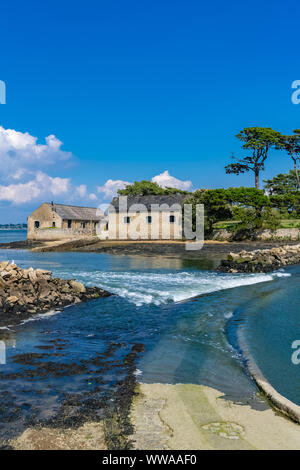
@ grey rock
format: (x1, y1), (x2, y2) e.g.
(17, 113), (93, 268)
(0, 261), (111, 326)
(218, 243), (300, 273)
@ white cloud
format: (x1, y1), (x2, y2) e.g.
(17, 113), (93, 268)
(152, 170), (192, 191)
(0, 127), (194, 212)
(0, 171), (70, 204)
(97, 179), (131, 199)
(11, 168), (31, 180)
(76, 184), (87, 198)
(0, 126), (78, 205)
(0, 126), (72, 181)
(0, 181), (41, 204)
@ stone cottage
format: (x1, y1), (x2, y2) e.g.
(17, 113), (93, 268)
(27, 202), (106, 240)
(103, 194), (187, 241)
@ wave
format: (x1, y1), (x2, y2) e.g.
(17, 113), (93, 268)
(61, 269), (289, 307)
(272, 272), (291, 278)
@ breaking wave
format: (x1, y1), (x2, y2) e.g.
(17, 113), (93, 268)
(62, 269), (290, 307)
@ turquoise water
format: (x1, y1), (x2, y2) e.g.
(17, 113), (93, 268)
(0, 248), (298, 440)
(227, 266), (300, 406)
(0, 230), (27, 243)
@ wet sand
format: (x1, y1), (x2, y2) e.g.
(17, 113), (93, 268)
(8, 422), (107, 450)
(8, 382), (300, 450)
(130, 383), (300, 450)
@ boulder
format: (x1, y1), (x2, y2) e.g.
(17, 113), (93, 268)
(7, 295), (19, 304)
(28, 271), (37, 283)
(0, 261), (9, 270)
(0, 262), (111, 325)
(35, 269), (52, 275)
(218, 243), (300, 273)
(69, 280), (86, 293)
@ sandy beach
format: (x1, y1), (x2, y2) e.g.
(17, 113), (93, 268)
(130, 383), (300, 450)
(7, 382), (300, 450)
(8, 422), (107, 450)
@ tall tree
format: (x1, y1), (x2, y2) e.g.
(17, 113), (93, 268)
(184, 187), (279, 238)
(225, 127), (282, 189)
(277, 130), (300, 190)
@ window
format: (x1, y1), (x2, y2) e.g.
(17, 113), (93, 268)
(124, 216), (130, 224)
(169, 215), (175, 223)
(81, 222), (86, 229)
(105, 222), (109, 230)
(146, 216), (152, 224)
(68, 220), (72, 229)
(52, 221), (56, 227)
(34, 221), (40, 229)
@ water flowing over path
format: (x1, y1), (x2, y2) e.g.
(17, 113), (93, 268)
(0, 248), (298, 445)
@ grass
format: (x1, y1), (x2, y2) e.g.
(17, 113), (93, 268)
(279, 219), (300, 228)
(214, 219), (300, 230)
(213, 220), (240, 229)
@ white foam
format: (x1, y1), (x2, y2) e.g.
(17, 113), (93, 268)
(224, 311), (233, 319)
(272, 272), (291, 278)
(20, 309), (61, 325)
(63, 268), (285, 307)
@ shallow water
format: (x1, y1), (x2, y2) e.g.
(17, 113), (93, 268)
(228, 265), (300, 406)
(0, 248), (298, 441)
(0, 230), (26, 244)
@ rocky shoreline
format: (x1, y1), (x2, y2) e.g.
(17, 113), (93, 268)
(218, 243), (300, 273)
(2, 238), (299, 261)
(0, 261), (111, 327)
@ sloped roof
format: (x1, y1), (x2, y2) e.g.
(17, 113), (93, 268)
(110, 194), (187, 212)
(47, 203), (103, 221)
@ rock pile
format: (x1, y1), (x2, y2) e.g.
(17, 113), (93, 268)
(0, 261), (111, 324)
(218, 244), (300, 273)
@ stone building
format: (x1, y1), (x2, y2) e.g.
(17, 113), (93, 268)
(27, 202), (106, 240)
(28, 195), (187, 241)
(104, 194), (187, 241)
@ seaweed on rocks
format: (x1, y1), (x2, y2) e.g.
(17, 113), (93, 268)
(104, 343), (145, 450)
(0, 340), (145, 450)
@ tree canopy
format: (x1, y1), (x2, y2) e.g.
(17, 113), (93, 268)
(184, 187), (280, 238)
(117, 180), (190, 196)
(276, 130), (300, 189)
(225, 127), (282, 189)
(264, 170), (299, 195)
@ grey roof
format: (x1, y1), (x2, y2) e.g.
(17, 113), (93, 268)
(47, 203), (104, 221)
(110, 194), (187, 212)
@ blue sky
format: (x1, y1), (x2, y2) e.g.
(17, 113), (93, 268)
(0, 0), (300, 222)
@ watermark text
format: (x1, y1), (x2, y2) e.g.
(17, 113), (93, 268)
(291, 340), (300, 365)
(0, 80), (6, 104)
